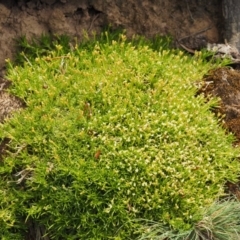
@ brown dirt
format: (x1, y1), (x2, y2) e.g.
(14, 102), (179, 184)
(199, 67), (240, 146)
(198, 66), (240, 199)
(0, 0), (223, 71)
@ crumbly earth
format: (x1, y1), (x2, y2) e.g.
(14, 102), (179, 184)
(0, 0), (223, 70)
(0, 76), (24, 122)
(199, 67), (240, 146)
(198, 66), (240, 199)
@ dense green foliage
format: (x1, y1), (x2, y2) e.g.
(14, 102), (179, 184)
(0, 33), (239, 239)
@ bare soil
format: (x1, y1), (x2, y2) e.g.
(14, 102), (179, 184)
(199, 66), (240, 199)
(0, 0), (223, 70)
(199, 67), (240, 147)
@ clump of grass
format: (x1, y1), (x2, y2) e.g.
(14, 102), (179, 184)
(0, 32), (239, 239)
(137, 198), (240, 240)
(14, 34), (71, 66)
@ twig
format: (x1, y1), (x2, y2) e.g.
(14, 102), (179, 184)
(185, 0), (194, 22)
(87, 14), (100, 33)
(178, 43), (196, 54)
(178, 25), (213, 42)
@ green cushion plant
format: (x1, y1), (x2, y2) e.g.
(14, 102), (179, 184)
(0, 32), (239, 239)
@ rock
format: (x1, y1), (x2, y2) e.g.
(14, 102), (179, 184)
(207, 43), (240, 61)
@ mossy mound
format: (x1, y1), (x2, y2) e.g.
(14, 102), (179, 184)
(0, 34), (239, 239)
